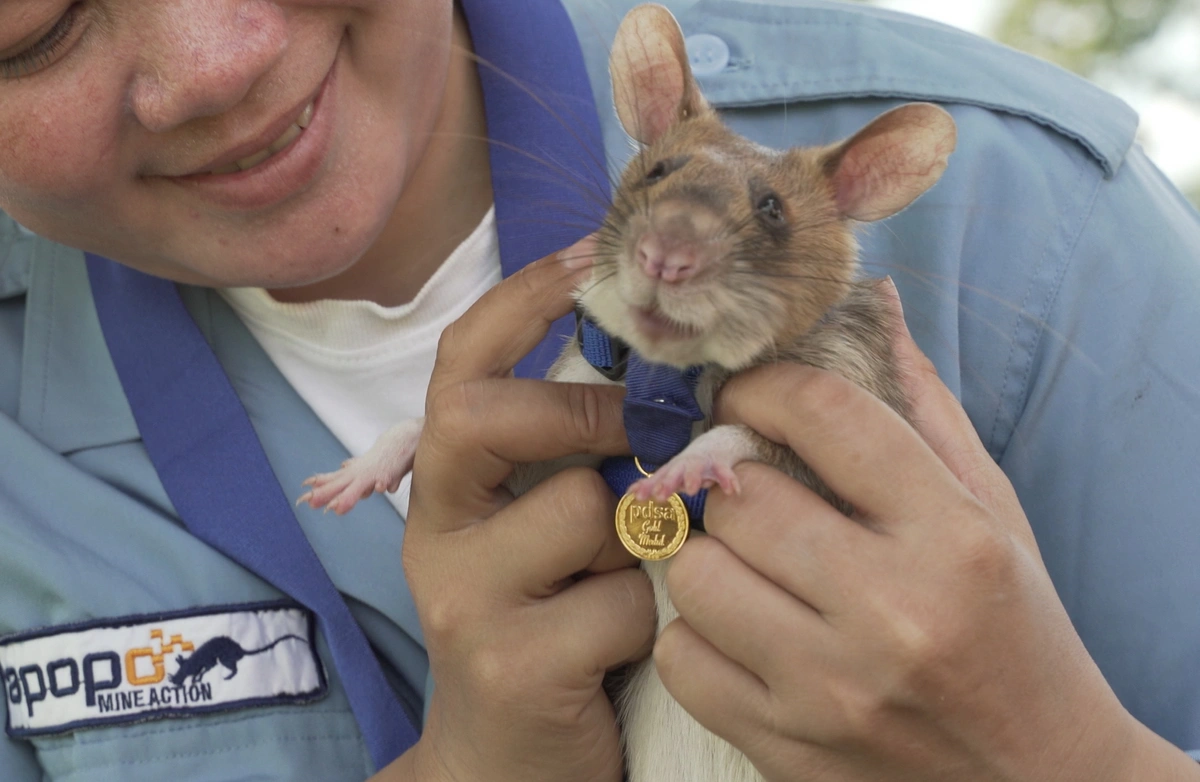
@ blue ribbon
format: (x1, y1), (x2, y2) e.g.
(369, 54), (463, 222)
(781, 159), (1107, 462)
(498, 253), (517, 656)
(578, 317), (709, 527)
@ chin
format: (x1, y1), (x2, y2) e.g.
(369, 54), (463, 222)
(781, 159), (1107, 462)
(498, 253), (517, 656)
(203, 169), (404, 289)
(623, 335), (707, 370)
(621, 320), (770, 371)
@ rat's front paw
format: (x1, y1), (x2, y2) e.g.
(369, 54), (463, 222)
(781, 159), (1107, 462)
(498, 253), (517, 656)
(629, 454), (740, 502)
(628, 424), (767, 502)
(298, 457), (398, 515)
(297, 418), (424, 515)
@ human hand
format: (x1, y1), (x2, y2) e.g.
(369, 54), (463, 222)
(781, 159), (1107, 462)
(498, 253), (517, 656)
(398, 243), (655, 782)
(652, 281), (1196, 781)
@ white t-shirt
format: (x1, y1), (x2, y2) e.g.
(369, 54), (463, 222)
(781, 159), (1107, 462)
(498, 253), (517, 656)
(221, 207), (502, 517)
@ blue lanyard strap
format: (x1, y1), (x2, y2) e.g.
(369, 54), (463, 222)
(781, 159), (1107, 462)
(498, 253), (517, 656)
(462, 0), (612, 380)
(578, 315), (710, 526)
(84, 255), (418, 771)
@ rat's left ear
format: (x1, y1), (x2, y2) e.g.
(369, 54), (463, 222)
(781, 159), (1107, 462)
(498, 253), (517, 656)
(822, 103), (957, 222)
(610, 3), (712, 145)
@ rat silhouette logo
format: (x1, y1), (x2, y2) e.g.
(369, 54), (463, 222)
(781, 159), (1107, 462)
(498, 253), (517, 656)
(0, 601), (327, 738)
(169, 633), (307, 686)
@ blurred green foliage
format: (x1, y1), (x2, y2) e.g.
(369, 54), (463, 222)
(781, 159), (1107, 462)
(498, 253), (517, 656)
(997, 0), (1199, 205)
(995, 0), (1200, 103)
(857, 0), (1200, 206)
(996, 0), (1184, 74)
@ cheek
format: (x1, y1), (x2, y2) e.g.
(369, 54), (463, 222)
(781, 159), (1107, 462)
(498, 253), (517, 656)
(0, 68), (125, 219)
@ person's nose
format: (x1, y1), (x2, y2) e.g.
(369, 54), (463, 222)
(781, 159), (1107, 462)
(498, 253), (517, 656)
(128, 1), (288, 133)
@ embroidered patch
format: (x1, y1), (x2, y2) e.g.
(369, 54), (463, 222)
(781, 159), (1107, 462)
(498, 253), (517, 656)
(1, 600), (326, 737)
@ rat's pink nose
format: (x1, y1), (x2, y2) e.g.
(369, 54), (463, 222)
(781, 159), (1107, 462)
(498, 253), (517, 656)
(636, 232), (700, 283)
(636, 199), (726, 283)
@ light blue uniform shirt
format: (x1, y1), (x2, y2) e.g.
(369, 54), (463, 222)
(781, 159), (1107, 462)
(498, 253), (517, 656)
(3, 0), (1199, 778)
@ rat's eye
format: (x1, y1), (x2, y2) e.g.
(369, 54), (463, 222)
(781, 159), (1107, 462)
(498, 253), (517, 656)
(639, 156), (690, 187)
(756, 194), (785, 224)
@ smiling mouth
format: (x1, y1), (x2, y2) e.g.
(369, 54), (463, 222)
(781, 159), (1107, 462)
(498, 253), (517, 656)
(202, 101), (315, 175)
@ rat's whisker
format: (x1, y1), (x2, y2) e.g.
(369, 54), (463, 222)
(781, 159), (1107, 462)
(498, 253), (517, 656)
(451, 45), (616, 202)
(860, 259), (1100, 374)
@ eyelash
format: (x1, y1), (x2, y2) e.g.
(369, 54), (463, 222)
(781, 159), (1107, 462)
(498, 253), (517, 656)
(0, 4), (82, 80)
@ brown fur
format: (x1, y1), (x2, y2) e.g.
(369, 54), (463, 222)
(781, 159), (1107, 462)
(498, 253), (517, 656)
(573, 6), (955, 780)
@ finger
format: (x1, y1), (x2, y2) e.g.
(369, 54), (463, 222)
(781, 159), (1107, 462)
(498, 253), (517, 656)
(654, 616), (771, 751)
(539, 567), (657, 676)
(480, 468), (637, 595)
(713, 363), (975, 527)
(666, 534), (829, 681)
(880, 279), (1026, 525)
(428, 236), (596, 399)
(414, 379), (629, 524)
(702, 462), (876, 616)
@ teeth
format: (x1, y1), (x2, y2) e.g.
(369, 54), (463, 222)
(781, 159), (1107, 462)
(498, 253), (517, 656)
(267, 122), (303, 154)
(235, 147), (273, 171)
(210, 100), (315, 174)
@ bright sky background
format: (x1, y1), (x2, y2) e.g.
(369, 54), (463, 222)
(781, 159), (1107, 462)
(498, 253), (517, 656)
(876, 0), (1200, 194)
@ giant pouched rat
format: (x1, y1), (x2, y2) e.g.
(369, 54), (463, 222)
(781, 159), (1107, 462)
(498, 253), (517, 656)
(299, 4), (955, 780)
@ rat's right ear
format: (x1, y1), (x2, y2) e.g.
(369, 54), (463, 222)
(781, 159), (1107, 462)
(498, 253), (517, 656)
(822, 103), (957, 222)
(610, 4), (711, 145)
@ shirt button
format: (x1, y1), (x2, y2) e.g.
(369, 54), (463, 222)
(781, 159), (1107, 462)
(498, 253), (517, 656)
(684, 33), (730, 76)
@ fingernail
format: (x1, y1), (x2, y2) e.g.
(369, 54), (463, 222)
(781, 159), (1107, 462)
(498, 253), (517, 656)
(560, 235), (597, 270)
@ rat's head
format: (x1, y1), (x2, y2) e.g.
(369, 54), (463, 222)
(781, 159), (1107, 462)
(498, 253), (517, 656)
(578, 4), (957, 371)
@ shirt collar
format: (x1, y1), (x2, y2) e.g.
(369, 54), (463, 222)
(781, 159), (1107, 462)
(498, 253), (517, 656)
(17, 245), (139, 453)
(0, 213), (34, 300)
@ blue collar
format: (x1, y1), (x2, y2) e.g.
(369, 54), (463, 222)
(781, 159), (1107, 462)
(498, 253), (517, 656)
(578, 314), (710, 526)
(577, 314), (703, 460)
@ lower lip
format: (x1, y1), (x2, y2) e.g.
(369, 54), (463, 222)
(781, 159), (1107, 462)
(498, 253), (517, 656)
(632, 307), (699, 342)
(168, 62), (338, 212)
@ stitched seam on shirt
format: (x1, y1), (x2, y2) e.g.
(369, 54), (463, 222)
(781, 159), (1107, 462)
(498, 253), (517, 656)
(987, 166), (1104, 463)
(51, 731), (365, 775)
(711, 85), (1112, 171)
(1001, 174), (1104, 464)
(35, 249), (57, 435)
(37, 707), (363, 772)
(38, 705), (351, 746)
(704, 7), (978, 35)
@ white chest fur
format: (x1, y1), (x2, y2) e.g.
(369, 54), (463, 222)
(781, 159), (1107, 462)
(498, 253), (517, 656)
(548, 348), (763, 781)
(619, 560), (765, 782)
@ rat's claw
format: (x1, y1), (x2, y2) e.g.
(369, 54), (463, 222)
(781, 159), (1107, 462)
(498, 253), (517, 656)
(296, 418), (424, 516)
(629, 449), (743, 502)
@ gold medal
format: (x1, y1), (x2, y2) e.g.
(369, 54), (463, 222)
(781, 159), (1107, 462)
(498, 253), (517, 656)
(615, 459), (690, 561)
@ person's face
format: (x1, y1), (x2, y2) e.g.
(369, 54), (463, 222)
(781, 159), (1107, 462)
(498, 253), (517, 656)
(0, 1), (455, 287)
